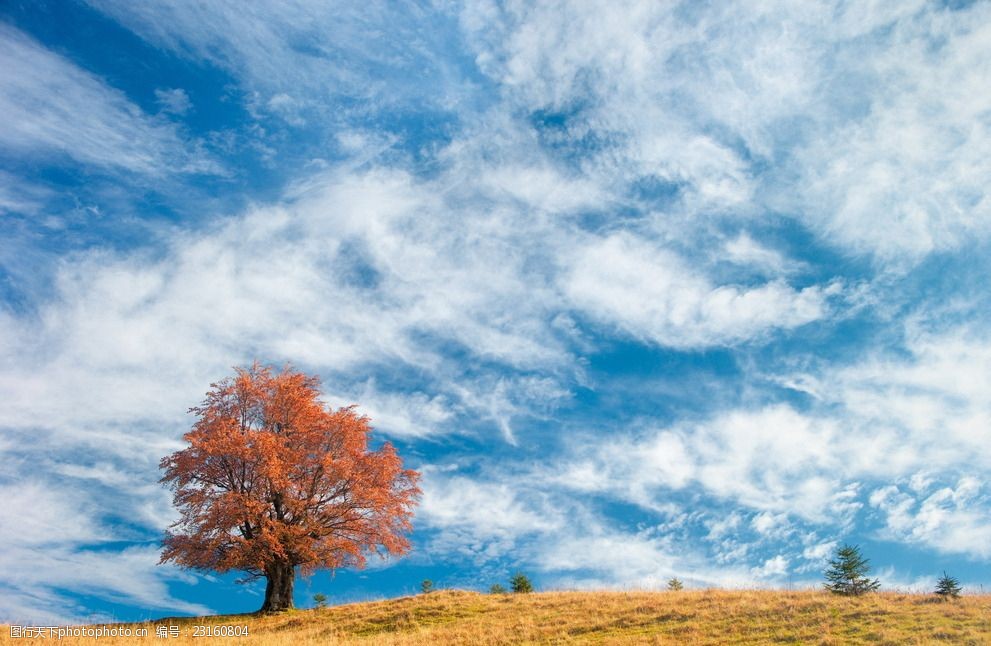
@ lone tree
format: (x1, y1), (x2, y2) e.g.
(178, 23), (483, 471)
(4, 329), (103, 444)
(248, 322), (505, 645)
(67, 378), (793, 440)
(935, 572), (962, 600)
(510, 572), (534, 593)
(159, 363), (420, 612)
(823, 544), (880, 596)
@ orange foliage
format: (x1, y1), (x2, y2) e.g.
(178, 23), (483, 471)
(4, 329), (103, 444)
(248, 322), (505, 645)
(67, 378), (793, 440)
(159, 363), (420, 609)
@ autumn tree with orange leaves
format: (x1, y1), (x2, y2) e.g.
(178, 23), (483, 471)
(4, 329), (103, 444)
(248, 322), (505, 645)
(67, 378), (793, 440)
(159, 363), (420, 612)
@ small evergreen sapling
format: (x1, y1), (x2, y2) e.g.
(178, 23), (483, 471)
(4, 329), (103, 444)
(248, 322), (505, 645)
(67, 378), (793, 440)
(489, 583), (507, 594)
(313, 593), (328, 609)
(823, 544), (880, 595)
(510, 572), (534, 593)
(667, 577), (684, 591)
(420, 579), (434, 594)
(935, 572), (962, 600)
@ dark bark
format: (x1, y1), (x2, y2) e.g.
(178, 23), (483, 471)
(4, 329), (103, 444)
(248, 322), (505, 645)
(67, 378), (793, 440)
(259, 561), (295, 612)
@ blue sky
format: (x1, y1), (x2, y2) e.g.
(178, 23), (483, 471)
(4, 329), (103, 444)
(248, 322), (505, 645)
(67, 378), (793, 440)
(3, 0), (991, 624)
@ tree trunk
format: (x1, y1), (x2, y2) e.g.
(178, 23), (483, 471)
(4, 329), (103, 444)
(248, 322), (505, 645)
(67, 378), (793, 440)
(259, 561), (295, 612)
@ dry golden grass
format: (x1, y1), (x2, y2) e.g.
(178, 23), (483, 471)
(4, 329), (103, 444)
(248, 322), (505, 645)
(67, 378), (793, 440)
(3, 589), (990, 645)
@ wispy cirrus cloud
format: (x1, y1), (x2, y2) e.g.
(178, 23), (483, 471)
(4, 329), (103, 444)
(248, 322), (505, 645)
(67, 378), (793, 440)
(563, 233), (836, 348)
(870, 478), (991, 559)
(0, 481), (209, 624)
(462, 1), (991, 263)
(84, 0), (479, 126)
(4, 0), (991, 623)
(2, 134), (833, 444)
(532, 323), (991, 564)
(0, 137), (843, 619)
(415, 465), (828, 592)
(154, 88), (192, 116)
(782, 3), (991, 262)
(0, 24), (219, 175)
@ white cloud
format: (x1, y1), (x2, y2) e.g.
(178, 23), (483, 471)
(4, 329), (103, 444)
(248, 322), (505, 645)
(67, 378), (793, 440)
(0, 482), (103, 549)
(549, 405), (864, 523)
(785, 3), (991, 261)
(0, 171), (52, 215)
(81, 0), (991, 267)
(462, 1), (806, 211)
(751, 512), (790, 539)
(1, 152), (821, 453)
(86, 0), (475, 116)
(537, 531), (678, 587)
(536, 324), (991, 560)
(870, 478), (991, 558)
(0, 481), (208, 624)
(723, 233), (802, 277)
(790, 327), (991, 474)
(475, 163), (606, 215)
(564, 233), (833, 348)
(801, 540), (836, 564)
(0, 168), (559, 440)
(448, 375), (571, 444)
(748, 326), (991, 558)
(751, 555), (789, 579)
(706, 512), (743, 541)
(339, 383), (455, 439)
(417, 473), (561, 564)
(417, 468), (778, 591)
(0, 25), (216, 174)
(462, 1), (991, 263)
(266, 93), (304, 126)
(0, 543), (211, 624)
(154, 88), (192, 116)
(544, 429), (694, 512)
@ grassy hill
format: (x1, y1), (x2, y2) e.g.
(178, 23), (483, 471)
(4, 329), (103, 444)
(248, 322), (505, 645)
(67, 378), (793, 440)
(4, 589), (991, 644)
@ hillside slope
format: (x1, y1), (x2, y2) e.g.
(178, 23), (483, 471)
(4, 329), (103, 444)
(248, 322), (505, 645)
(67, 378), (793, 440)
(4, 589), (990, 644)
